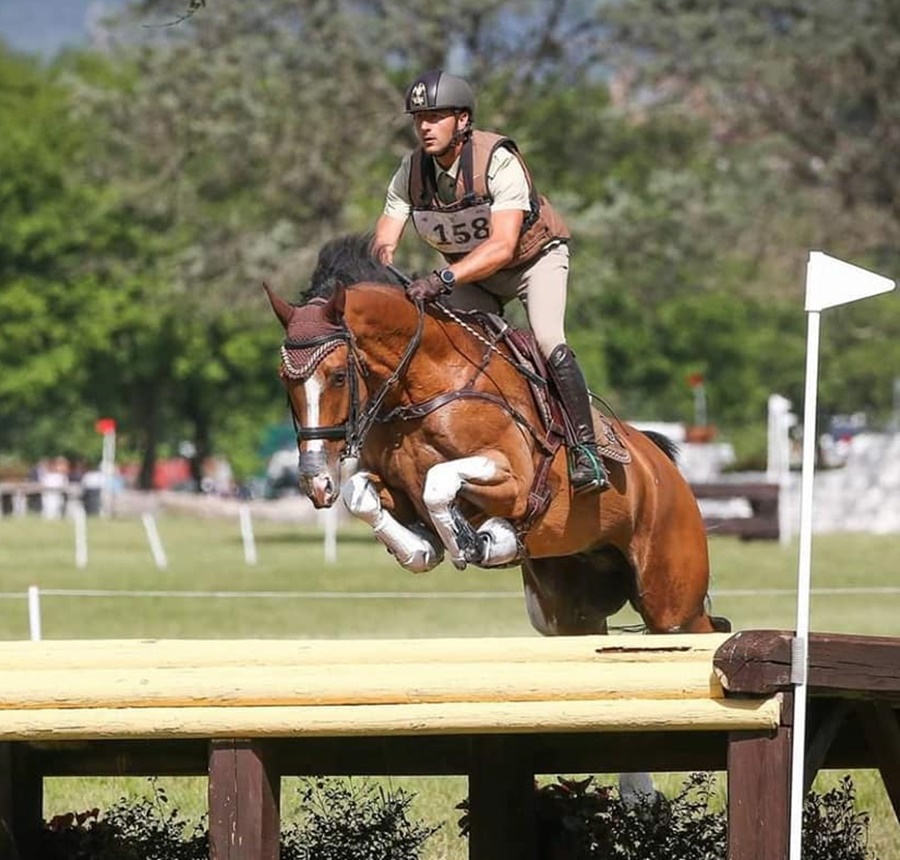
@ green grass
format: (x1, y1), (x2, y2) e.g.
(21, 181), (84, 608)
(1, 513), (898, 857)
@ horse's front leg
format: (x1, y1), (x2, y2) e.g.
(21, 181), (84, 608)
(341, 472), (444, 573)
(422, 455), (521, 570)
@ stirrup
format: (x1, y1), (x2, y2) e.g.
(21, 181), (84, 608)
(569, 445), (609, 494)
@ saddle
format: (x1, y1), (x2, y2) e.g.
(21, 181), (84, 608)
(450, 309), (630, 532)
(468, 309), (632, 465)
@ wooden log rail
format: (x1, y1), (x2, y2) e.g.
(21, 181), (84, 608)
(0, 631), (897, 860)
(691, 481), (780, 540)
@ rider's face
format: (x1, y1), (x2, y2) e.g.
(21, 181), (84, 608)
(413, 109), (468, 160)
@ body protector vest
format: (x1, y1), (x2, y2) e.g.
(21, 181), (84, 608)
(408, 130), (570, 267)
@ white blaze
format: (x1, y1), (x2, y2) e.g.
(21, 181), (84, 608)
(302, 375), (324, 452)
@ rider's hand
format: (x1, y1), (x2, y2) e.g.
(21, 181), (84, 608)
(372, 241), (395, 265)
(406, 271), (450, 302)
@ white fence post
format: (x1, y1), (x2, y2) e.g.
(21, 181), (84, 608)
(72, 500), (88, 569)
(28, 585), (42, 641)
(239, 504), (258, 566)
(141, 513), (168, 570)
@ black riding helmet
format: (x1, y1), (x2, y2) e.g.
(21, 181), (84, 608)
(404, 70), (475, 116)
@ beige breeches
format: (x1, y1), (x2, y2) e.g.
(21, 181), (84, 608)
(446, 242), (570, 359)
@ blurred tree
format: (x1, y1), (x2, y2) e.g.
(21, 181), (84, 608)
(609, 0), (900, 235)
(599, 0), (900, 423)
(0, 48), (142, 463)
(66, 0), (414, 484)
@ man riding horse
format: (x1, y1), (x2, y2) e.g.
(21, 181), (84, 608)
(372, 69), (609, 495)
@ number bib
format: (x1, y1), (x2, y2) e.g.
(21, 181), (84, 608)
(412, 202), (492, 255)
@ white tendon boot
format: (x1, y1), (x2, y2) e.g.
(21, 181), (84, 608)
(475, 517), (520, 567)
(341, 473), (443, 573)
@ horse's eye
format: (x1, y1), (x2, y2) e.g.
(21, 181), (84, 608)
(331, 369), (347, 387)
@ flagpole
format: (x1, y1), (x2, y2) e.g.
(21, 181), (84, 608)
(788, 306), (820, 860)
(788, 252), (894, 860)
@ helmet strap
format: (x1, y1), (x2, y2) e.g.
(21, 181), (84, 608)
(433, 113), (470, 160)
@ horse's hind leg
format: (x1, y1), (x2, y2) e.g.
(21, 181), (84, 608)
(631, 530), (722, 633)
(521, 552), (632, 635)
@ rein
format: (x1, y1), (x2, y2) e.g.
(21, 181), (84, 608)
(283, 281), (554, 472)
(378, 389), (555, 455)
(347, 304), (426, 460)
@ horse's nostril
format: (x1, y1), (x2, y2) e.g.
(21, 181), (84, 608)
(310, 474), (334, 503)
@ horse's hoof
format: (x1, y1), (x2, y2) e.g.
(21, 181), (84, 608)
(472, 518), (519, 567)
(711, 615), (732, 633)
(462, 535), (487, 566)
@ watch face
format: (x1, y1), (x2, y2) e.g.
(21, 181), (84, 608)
(439, 269), (455, 285)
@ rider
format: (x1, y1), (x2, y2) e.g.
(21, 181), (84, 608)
(372, 69), (609, 494)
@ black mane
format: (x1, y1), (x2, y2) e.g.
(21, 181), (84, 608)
(301, 233), (405, 302)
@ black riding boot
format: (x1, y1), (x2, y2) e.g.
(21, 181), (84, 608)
(548, 344), (610, 494)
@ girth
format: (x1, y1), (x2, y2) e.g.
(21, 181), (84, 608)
(377, 389), (557, 457)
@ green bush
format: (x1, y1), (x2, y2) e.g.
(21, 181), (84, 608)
(37, 777), (437, 860)
(35, 772), (876, 860)
(282, 778), (439, 860)
(38, 780), (206, 860)
(523, 772), (877, 860)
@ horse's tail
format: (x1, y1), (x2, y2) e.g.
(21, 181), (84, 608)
(641, 430), (679, 464)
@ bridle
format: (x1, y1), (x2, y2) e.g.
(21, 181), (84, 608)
(281, 328), (361, 444)
(281, 305), (426, 477)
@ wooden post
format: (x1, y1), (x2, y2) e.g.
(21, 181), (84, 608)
(0, 743), (43, 860)
(0, 743), (15, 860)
(467, 735), (536, 860)
(857, 701), (900, 823)
(208, 739), (280, 860)
(727, 694), (792, 860)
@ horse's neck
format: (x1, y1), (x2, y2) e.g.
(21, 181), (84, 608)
(346, 288), (446, 386)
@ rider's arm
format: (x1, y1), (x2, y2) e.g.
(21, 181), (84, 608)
(445, 209), (524, 284)
(373, 157), (412, 265)
(443, 147), (529, 284)
(373, 214), (407, 265)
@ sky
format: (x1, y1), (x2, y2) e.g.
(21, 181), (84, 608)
(0, 0), (128, 56)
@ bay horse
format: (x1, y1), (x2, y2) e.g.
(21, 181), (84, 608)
(266, 235), (728, 635)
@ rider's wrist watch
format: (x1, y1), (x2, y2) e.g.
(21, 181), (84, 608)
(436, 268), (456, 292)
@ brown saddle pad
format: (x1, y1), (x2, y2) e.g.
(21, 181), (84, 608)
(596, 416), (631, 464)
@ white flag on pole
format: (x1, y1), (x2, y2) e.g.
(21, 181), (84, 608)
(805, 251), (895, 311)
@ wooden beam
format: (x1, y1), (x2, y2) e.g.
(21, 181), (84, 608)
(0, 743), (42, 860)
(0, 744), (15, 860)
(715, 630), (900, 695)
(0, 697), (780, 741)
(208, 740), (280, 860)
(803, 700), (852, 792)
(467, 736), (536, 860)
(0, 659), (728, 709)
(691, 482), (779, 502)
(727, 727), (791, 860)
(0, 634), (730, 671)
(27, 730), (733, 779)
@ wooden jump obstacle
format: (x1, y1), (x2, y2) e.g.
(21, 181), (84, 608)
(691, 481), (781, 540)
(0, 631), (898, 860)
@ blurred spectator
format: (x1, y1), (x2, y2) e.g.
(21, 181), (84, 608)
(81, 467), (104, 516)
(41, 456), (69, 519)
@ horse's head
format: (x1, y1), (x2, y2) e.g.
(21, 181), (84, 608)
(265, 234), (411, 507)
(265, 281), (362, 508)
